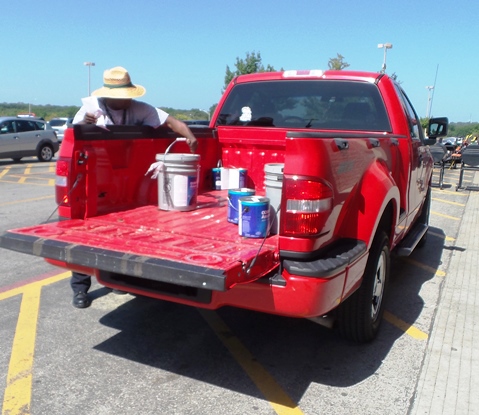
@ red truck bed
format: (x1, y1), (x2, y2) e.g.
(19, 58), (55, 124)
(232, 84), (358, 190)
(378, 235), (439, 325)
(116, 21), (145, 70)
(3, 191), (279, 292)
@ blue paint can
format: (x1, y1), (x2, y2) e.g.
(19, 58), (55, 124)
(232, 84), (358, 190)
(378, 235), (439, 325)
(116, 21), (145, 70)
(212, 167), (222, 190)
(238, 196), (270, 238)
(238, 168), (247, 188)
(227, 188), (255, 224)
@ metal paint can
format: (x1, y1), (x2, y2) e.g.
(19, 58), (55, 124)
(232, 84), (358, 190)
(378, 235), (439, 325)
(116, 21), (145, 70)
(238, 168), (247, 188)
(238, 196), (270, 238)
(212, 167), (222, 190)
(227, 188), (255, 224)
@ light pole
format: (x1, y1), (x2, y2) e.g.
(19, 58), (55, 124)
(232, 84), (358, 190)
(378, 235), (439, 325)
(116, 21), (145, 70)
(377, 43), (393, 73)
(200, 109), (210, 120)
(426, 86), (434, 118)
(84, 62), (95, 96)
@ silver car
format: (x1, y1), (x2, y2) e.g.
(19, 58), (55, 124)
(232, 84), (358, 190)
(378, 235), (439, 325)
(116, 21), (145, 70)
(0, 117), (59, 162)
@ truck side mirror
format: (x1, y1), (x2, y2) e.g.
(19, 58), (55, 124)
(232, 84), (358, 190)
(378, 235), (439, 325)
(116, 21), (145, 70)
(427, 117), (448, 139)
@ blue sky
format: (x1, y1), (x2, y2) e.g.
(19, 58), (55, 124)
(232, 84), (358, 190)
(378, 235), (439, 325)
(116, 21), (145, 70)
(1, 0), (476, 122)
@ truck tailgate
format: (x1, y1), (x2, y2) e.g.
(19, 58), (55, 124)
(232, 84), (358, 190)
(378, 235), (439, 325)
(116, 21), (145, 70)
(0, 192), (279, 291)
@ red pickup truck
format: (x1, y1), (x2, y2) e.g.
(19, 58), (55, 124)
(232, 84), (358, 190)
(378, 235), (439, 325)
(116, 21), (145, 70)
(0, 70), (447, 342)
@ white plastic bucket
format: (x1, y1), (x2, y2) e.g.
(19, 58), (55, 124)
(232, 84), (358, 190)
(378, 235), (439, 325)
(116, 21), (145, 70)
(156, 153), (201, 211)
(264, 163), (284, 234)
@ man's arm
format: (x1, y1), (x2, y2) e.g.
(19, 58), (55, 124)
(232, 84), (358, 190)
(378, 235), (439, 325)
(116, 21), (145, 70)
(165, 115), (198, 153)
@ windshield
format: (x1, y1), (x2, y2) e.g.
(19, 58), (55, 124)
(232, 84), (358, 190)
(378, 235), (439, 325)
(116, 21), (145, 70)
(216, 79), (391, 132)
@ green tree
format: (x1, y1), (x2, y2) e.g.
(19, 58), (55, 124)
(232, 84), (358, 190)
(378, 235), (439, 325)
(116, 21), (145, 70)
(448, 122), (479, 138)
(420, 117), (429, 130)
(328, 54), (350, 70)
(223, 51), (277, 92)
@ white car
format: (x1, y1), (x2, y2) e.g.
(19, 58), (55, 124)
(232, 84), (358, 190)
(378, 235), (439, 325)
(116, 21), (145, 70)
(48, 117), (73, 142)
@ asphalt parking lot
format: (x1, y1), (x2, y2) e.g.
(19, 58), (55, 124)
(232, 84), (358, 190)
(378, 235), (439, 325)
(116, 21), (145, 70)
(0, 157), (475, 415)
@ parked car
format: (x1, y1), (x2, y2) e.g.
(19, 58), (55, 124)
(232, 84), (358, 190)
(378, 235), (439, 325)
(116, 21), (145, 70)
(0, 117), (59, 162)
(443, 137), (459, 152)
(48, 117), (73, 142)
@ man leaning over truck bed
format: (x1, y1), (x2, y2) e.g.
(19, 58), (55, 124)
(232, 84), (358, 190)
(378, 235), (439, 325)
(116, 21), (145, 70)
(70, 66), (198, 308)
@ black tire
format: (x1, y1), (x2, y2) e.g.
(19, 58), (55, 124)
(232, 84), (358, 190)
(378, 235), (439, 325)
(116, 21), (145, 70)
(337, 231), (390, 343)
(38, 144), (54, 162)
(12, 158), (22, 163)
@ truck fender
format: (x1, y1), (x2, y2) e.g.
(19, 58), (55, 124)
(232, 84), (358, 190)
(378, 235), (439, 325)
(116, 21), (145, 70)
(337, 160), (399, 299)
(357, 160), (400, 248)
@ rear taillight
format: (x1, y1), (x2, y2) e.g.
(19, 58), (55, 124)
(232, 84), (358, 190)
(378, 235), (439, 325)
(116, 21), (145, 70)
(282, 176), (333, 236)
(55, 159), (70, 205)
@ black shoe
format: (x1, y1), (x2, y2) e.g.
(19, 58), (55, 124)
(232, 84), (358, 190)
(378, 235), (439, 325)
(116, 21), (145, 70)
(111, 289), (127, 295)
(73, 292), (91, 308)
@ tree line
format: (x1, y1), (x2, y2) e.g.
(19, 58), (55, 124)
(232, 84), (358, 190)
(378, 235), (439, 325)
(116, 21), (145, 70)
(2, 102), (476, 138)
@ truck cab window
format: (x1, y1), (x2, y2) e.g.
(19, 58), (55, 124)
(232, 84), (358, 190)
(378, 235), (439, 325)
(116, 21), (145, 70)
(396, 86), (425, 142)
(217, 80), (391, 132)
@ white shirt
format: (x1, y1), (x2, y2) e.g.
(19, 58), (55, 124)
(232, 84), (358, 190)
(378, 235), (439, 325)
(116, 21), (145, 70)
(73, 97), (169, 127)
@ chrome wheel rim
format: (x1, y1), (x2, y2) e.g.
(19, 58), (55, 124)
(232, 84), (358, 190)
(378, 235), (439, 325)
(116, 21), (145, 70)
(41, 147), (52, 161)
(371, 250), (386, 321)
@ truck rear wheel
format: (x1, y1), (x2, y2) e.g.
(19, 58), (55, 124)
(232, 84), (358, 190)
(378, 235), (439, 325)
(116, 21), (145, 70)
(336, 231), (390, 343)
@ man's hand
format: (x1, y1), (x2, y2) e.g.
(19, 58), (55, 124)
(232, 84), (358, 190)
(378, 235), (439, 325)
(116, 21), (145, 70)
(83, 112), (98, 124)
(186, 136), (198, 153)
(166, 116), (199, 153)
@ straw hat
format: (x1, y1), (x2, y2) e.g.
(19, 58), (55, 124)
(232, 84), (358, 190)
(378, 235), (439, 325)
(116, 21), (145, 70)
(92, 66), (146, 98)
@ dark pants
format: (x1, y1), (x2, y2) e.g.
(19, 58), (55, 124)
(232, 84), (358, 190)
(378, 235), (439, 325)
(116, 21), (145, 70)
(70, 272), (91, 294)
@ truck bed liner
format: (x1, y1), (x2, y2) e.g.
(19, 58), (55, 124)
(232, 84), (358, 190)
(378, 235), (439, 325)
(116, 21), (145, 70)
(0, 191), (279, 291)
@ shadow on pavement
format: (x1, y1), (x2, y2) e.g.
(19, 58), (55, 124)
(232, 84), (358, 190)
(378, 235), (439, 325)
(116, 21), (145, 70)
(91, 226), (445, 406)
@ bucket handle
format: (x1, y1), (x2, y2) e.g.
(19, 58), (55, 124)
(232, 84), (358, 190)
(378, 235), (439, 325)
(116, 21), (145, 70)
(227, 196), (238, 212)
(163, 137), (187, 163)
(228, 196), (250, 212)
(229, 197), (252, 213)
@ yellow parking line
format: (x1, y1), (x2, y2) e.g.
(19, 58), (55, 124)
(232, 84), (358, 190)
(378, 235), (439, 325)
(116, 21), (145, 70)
(428, 230), (455, 242)
(0, 272), (70, 301)
(431, 210), (460, 221)
(431, 198), (465, 207)
(384, 311), (428, 340)
(1, 273), (70, 415)
(0, 179), (54, 187)
(0, 167), (11, 179)
(404, 257), (446, 277)
(2, 285), (41, 415)
(432, 189), (467, 196)
(199, 310), (304, 415)
(0, 195), (54, 207)
(3, 272), (301, 415)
